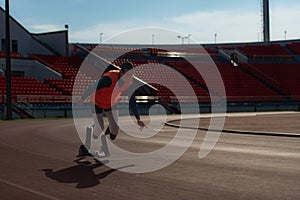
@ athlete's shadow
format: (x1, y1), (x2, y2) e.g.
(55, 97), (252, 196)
(41, 158), (132, 188)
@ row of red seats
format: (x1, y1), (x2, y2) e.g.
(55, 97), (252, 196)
(29, 54), (83, 79)
(251, 63), (300, 99)
(91, 46), (147, 60)
(45, 77), (96, 96)
(286, 42), (300, 57)
(134, 63), (209, 99)
(0, 77), (62, 96)
(237, 44), (293, 60)
(112, 58), (158, 67)
(216, 62), (282, 99)
(162, 61), (286, 102)
(0, 51), (22, 58)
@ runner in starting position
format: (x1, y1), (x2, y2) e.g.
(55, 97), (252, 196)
(76, 61), (146, 157)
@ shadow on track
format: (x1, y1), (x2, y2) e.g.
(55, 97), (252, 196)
(41, 158), (133, 188)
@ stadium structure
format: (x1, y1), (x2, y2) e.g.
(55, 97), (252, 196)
(0, 3), (300, 120)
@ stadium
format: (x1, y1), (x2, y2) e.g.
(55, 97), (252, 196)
(0, 0), (299, 199)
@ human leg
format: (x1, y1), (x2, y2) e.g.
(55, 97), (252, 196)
(92, 113), (104, 139)
(91, 104), (104, 139)
(105, 108), (119, 140)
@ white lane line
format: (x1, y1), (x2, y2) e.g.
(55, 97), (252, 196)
(209, 146), (300, 158)
(0, 178), (61, 200)
(0, 141), (70, 163)
(117, 136), (300, 158)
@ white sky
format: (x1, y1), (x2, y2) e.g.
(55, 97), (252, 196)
(1, 0), (300, 44)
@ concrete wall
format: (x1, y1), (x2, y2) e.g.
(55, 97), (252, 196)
(0, 102), (299, 120)
(0, 8), (54, 56)
(0, 109), (71, 119)
(35, 31), (69, 56)
(0, 58), (62, 81)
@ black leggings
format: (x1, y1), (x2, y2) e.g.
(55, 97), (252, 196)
(91, 104), (112, 114)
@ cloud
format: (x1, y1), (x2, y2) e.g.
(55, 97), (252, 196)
(29, 24), (63, 32)
(167, 6), (300, 43)
(70, 20), (184, 44)
(71, 22), (127, 43)
(69, 6), (300, 44)
(270, 5), (300, 40)
(166, 9), (261, 43)
(70, 10), (262, 44)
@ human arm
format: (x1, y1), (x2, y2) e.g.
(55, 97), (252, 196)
(75, 76), (112, 104)
(129, 93), (146, 127)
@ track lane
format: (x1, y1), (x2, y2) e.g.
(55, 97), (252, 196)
(0, 115), (299, 200)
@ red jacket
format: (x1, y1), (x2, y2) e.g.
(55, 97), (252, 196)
(90, 70), (132, 109)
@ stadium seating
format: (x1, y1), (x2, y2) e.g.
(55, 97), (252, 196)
(10, 42), (297, 104)
(237, 44), (294, 61)
(218, 62), (285, 101)
(134, 63), (209, 102)
(0, 51), (21, 58)
(286, 42), (300, 57)
(0, 76), (62, 96)
(44, 77), (95, 96)
(93, 45), (294, 102)
(28, 54), (96, 96)
(29, 54), (82, 79)
(251, 63), (300, 100)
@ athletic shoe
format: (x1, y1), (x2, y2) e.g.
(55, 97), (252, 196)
(77, 144), (92, 157)
(110, 133), (117, 140)
(104, 126), (117, 140)
(104, 126), (110, 135)
(94, 150), (106, 157)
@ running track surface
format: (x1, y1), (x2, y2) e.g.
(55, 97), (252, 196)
(0, 112), (299, 200)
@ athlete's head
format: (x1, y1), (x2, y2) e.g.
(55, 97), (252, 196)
(120, 62), (134, 82)
(121, 61), (134, 71)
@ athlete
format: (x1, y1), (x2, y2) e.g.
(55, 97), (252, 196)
(77, 61), (146, 142)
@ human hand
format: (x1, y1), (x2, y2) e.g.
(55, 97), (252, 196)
(137, 120), (146, 127)
(137, 120), (146, 131)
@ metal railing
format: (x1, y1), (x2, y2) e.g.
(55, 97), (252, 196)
(0, 94), (299, 106)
